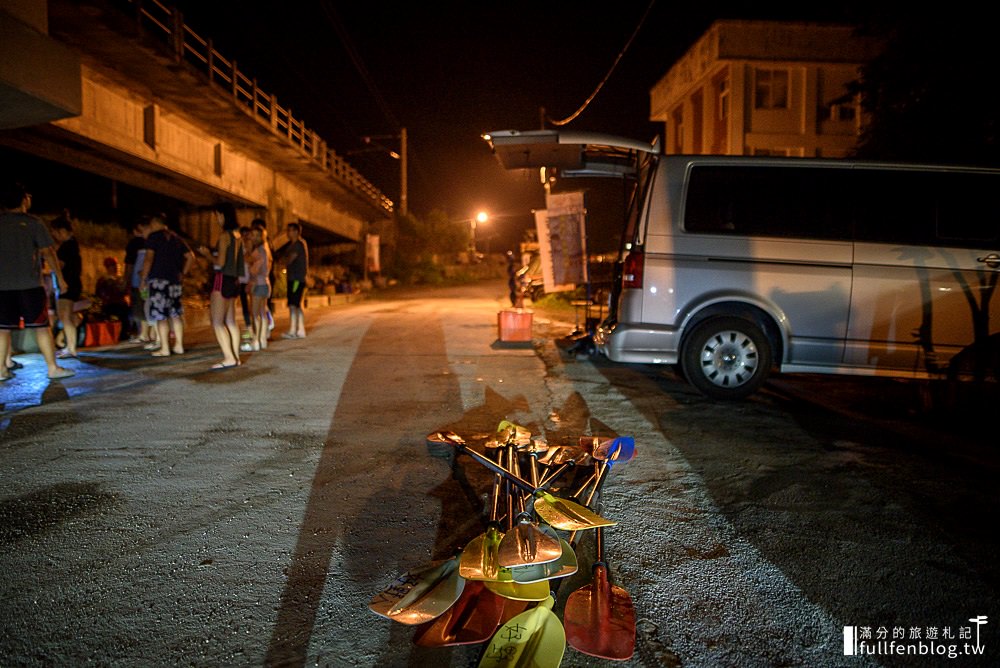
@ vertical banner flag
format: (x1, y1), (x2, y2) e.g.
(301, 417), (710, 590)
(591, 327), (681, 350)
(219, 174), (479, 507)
(365, 233), (380, 273)
(535, 191), (587, 293)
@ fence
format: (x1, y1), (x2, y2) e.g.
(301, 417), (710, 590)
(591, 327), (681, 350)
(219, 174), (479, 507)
(123, 0), (394, 215)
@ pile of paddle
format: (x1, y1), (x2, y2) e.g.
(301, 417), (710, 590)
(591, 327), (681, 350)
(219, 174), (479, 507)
(368, 421), (637, 666)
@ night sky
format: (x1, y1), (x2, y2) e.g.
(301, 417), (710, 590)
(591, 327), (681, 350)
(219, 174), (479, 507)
(162, 1), (860, 250)
(2, 2), (862, 250)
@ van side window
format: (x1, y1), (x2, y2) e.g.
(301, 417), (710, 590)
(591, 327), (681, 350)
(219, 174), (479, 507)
(684, 165), (852, 240)
(936, 172), (1000, 246)
(854, 170), (1000, 248)
(853, 170), (935, 245)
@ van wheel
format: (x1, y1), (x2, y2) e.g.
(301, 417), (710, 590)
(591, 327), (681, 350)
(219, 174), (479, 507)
(681, 317), (772, 400)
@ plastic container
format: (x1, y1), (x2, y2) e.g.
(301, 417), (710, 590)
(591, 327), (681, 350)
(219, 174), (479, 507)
(498, 308), (533, 342)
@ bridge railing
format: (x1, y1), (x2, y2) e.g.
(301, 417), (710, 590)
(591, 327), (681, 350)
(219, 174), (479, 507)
(125, 0), (394, 215)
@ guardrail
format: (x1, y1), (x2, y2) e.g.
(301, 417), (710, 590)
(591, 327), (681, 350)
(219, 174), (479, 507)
(124, 0), (394, 215)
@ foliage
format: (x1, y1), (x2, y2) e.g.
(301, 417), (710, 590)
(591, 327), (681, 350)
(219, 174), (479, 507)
(385, 208), (470, 283)
(852, 11), (1000, 166)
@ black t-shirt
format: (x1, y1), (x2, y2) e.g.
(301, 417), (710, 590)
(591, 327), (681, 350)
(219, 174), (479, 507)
(146, 229), (192, 282)
(57, 237), (83, 295)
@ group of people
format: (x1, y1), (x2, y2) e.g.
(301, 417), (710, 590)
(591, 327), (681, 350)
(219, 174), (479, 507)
(1, 181), (310, 381)
(128, 205), (310, 370)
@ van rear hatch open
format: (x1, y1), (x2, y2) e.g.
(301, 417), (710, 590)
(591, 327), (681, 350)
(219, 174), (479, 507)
(483, 130), (657, 177)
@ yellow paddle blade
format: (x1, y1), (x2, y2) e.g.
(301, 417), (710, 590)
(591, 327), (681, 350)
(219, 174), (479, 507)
(459, 526), (509, 581)
(509, 539), (578, 584)
(533, 491), (616, 531)
(484, 578), (550, 602)
(368, 557), (464, 626)
(478, 595), (565, 668)
(497, 521), (563, 568)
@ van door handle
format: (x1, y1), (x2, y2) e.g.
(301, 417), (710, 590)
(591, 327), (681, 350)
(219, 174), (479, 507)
(976, 253), (1000, 268)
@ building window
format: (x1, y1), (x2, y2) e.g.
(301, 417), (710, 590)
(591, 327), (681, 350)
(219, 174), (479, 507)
(754, 68), (789, 109)
(672, 108), (684, 152)
(828, 103), (857, 122)
(718, 77), (730, 121)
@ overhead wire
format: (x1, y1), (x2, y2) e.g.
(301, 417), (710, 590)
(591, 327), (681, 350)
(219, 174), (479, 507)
(319, 1), (435, 209)
(319, 0), (401, 132)
(546, 0), (657, 127)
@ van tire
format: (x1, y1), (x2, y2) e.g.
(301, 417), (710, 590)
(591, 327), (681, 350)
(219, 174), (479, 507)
(681, 317), (772, 400)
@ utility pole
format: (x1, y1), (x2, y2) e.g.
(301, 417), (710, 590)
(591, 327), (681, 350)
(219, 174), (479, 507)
(399, 127), (408, 217)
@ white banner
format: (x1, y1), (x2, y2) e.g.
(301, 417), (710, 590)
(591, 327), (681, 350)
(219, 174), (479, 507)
(365, 233), (380, 273)
(535, 191), (587, 293)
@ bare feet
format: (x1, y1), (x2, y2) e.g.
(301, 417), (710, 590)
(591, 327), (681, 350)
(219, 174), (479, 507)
(151, 350), (171, 357)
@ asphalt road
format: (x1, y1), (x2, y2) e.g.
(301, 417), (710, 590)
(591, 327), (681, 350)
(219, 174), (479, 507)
(1, 280), (996, 667)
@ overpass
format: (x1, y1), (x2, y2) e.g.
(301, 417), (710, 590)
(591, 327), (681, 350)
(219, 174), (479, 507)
(0, 0), (393, 245)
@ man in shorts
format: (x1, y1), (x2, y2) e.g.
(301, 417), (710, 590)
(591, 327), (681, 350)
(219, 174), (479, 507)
(138, 213), (194, 357)
(0, 181), (75, 381)
(277, 222), (309, 339)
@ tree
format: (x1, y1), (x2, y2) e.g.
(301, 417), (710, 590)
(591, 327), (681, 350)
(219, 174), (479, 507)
(853, 10), (1000, 166)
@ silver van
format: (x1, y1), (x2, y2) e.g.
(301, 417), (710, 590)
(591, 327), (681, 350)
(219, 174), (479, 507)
(486, 130), (1000, 399)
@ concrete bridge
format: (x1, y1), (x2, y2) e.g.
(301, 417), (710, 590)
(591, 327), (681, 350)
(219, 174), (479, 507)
(0, 0), (392, 246)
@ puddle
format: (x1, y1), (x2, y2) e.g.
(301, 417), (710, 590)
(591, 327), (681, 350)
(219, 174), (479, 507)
(0, 481), (118, 545)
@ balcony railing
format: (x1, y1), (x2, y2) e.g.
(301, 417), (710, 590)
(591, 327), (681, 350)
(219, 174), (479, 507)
(124, 0), (394, 214)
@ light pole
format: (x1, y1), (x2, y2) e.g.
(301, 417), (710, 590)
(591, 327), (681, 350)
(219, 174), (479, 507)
(471, 210), (488, 252)
(353, 128), (407, 216)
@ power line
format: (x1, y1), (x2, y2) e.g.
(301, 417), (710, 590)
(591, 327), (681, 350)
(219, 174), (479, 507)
(319, 0), (401, 131)
(546, 0), (657, 127)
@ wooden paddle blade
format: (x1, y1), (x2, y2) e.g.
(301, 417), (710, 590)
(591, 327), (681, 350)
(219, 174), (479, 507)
(459, 526), (508, 581)
(533, 491), (616, 531)
(509, 538), (578, 584)
(497, 521), (563, 568)
(564, 564), (636, 660)
(369, 557), (465, 626)
(478, 595), (565, 668)
(412, 580), (505, 647)
(484, 578), (551, 602)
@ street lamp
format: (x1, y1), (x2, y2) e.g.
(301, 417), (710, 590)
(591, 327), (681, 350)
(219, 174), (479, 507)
(471, 210), (488, 252)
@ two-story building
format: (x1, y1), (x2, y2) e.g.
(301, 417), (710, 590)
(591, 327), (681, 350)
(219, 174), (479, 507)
(650, 20), (884, 157)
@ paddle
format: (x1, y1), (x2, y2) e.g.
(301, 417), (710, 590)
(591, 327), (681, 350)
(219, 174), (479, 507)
(412, 580), (505, 647)
(444, 432), (616, 531)
(508, 527), (578, 584)
(460, 459), (507, 582)
(368, 554), (465, 626)
(497, 445), (563, 568)
(479, 595), (566, 668)
(563, 526), (636, 660)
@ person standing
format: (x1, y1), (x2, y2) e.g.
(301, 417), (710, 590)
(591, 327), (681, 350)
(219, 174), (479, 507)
(252, 218), (275, 336)
(247, 225), (272, 351)
(196, 204), (244, 369)
(138, 213), (194, 358)
(277, 222), (308, 339)
(124, 219), (155, 344)
(50, 211), (83, 359)
(0, 182), (75, 381)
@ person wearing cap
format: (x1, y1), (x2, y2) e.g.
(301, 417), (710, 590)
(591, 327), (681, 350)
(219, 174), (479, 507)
(95, 256), (130, 340)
